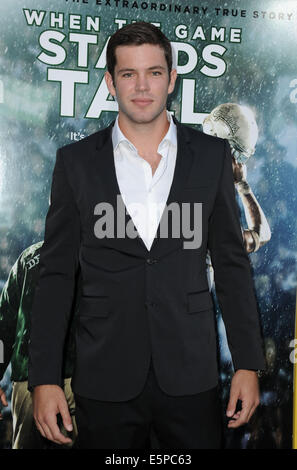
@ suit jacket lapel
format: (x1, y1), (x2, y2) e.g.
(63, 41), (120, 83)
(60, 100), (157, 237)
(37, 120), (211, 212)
(92, 121), (149, 256)
(149, 117), (195, 256)
(92, 117), (195, 256)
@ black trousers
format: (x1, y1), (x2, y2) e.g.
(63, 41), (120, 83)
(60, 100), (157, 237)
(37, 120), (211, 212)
(73, 360), (222, 449)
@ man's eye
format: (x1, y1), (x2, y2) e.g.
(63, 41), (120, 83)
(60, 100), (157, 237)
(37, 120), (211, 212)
(152, 71), (161, 76)
(122, 73), (133, 78)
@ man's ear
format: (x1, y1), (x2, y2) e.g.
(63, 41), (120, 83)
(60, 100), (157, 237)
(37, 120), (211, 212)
(168, 68), (177, 95)
(105, 71), (116, 97)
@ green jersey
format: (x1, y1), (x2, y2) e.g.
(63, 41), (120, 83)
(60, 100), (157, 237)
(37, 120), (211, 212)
(0, 241), (76, 382)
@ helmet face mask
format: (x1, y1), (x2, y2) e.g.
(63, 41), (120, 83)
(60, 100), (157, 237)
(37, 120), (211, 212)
(231, 149), (249, 165)
(203, 103), (258, 164)
(229, 141), (252, 164)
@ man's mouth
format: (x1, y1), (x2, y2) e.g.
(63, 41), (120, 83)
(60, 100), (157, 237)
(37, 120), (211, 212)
(131, 99), (153, 107)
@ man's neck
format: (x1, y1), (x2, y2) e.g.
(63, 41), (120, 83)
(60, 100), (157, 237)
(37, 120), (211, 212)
(117, 109), (170, 158)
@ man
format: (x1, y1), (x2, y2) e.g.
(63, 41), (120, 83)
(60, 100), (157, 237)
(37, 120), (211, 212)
(28, 22), (266, 449)
(0, 241), (78, 448)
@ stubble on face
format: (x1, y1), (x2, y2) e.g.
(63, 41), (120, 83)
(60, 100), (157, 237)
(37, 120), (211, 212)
(111, 44), (174, 127)
(116, 93), (166, 125)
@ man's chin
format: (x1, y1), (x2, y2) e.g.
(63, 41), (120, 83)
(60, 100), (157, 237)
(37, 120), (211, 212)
(123, 109), (166, 125)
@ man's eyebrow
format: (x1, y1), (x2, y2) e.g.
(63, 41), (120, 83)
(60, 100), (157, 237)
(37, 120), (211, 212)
(147, 65), (166, 70)
(117, 65), (167, 73)
(117, 68), (135, 73)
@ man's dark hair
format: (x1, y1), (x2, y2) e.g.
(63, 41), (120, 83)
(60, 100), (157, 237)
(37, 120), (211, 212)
(106, 21), (173, 81)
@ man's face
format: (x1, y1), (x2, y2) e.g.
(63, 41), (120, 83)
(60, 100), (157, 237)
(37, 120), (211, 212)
(105, 43), (177, 125)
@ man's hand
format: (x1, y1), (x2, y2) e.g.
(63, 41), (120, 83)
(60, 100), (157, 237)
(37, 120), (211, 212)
(226, 369), (260, 428)
(0, 387), (8, 420)
(32, 384), (73, 445)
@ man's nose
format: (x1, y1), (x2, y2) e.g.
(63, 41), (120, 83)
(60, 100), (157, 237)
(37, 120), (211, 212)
(135, 74), (150, 91)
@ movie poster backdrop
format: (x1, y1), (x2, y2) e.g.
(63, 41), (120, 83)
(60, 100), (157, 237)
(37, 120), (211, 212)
(0, 0), (296, 449)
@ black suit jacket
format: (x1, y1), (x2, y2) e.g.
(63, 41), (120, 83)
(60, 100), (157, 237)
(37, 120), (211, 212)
(28, 117), (265, 400)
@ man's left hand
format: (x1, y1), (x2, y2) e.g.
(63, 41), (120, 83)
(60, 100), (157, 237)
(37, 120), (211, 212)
(226, 369), (260, 428)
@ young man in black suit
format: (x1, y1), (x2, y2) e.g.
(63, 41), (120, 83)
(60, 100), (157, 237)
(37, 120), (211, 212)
(28, 22), (265, 449)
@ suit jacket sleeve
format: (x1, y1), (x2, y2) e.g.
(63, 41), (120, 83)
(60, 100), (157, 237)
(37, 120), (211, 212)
(207, 139), (266, 371)
(28, 148), (80, 390)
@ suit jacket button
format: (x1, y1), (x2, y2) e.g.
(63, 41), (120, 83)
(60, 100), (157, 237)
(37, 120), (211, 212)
(146, 258), (157, 265)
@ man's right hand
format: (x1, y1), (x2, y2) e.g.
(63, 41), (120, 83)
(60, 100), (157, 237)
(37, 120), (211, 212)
(32, 384), (73, 445)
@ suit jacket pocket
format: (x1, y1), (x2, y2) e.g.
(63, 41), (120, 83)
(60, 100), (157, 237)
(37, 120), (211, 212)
(79, 296), (110, 318)
(187, 290), (213, 313)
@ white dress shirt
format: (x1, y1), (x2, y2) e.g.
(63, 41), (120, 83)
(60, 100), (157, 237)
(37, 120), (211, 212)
(112, 111), (177, 251)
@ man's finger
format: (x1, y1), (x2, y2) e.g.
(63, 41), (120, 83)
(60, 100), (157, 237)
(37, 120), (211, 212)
(226, 388), (239, 417)
(36, 414), (61, 444)
(58, 400), (73, 432)
(231, 411), (241, 420)
(228, 402), (251, 428)
(247, 402), (258, 422)
(42, 421), (61, 444)
(46, 413), (72, 444)
(43, 421), (69, 445)
(34, 418), (48, 440)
